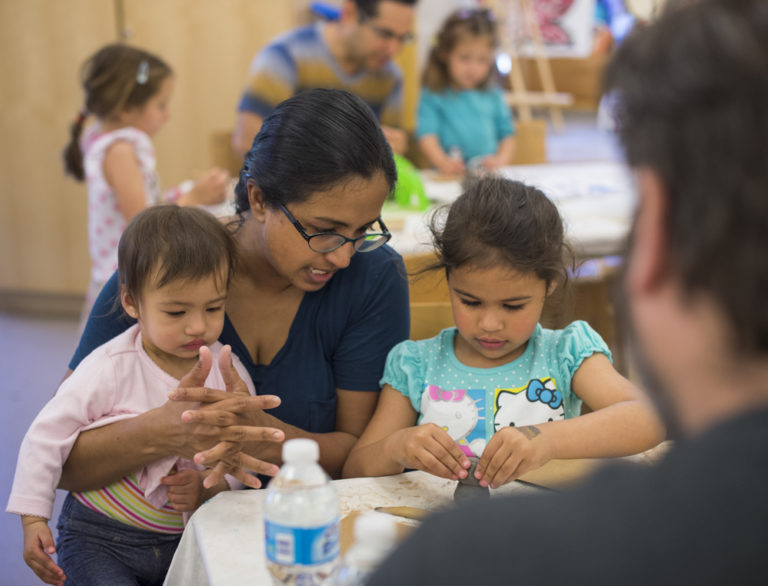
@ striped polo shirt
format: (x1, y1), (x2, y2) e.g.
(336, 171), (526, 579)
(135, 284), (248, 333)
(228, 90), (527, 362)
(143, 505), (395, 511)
(238, 22), (403, 128)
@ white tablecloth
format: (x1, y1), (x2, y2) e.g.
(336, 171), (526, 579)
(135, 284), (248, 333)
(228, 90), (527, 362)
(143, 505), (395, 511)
(387, 162), (636, 259)
(163, 470), (534, 585)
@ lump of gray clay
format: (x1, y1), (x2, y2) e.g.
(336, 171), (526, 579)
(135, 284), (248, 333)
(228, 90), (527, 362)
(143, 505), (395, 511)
(454, 456), (490, 501)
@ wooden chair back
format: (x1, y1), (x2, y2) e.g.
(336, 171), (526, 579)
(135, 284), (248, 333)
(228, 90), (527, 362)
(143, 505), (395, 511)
(403, 252), (453, 339)
(403, 252), (449, 303)
(409, 301), (454, 340)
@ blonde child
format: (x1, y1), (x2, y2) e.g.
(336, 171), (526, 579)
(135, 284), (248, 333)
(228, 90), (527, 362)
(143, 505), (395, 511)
(63, 44), (230, 327)
(417, 9), (516, 176)
(343, 176), (665, 487)
(7, 206), (282, 586)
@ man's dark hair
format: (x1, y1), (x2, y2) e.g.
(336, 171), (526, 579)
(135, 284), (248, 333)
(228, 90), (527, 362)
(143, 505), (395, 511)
(605, 0), (768, 353)
(355, 0), (417, 20)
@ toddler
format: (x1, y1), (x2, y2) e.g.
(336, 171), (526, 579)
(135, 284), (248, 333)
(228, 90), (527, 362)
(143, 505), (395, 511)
(7, 206), (254, 586)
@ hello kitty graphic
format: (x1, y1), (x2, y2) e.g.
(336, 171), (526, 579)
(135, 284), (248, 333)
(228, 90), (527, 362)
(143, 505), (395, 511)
(494, 378), (565, 432)
(420, 384), (486, 457)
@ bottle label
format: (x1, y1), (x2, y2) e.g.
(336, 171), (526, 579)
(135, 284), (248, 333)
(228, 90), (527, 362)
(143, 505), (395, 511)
(265, 519), (340, 566)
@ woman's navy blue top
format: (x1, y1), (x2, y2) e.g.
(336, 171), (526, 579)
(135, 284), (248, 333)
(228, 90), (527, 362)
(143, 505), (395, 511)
(69, 245), (410, 433)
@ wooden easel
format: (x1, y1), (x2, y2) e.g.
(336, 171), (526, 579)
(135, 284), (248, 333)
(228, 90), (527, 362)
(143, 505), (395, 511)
(487, 0), (572, 131)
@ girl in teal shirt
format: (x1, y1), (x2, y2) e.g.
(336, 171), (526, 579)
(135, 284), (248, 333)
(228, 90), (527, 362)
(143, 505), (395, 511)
(343, 176), (665, 488)
(417, 9), (516, 175)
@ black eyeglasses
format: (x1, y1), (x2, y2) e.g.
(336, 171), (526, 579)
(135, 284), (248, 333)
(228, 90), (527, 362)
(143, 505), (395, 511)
(359, 16), (415, 45)
(279, 204), (391, 253)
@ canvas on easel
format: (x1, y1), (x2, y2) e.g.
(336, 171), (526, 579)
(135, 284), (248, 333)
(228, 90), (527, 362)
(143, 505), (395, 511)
(486, 0), (574, 130)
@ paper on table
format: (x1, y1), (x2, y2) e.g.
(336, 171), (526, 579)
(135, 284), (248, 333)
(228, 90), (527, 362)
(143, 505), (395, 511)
(517, 458), (602, 490)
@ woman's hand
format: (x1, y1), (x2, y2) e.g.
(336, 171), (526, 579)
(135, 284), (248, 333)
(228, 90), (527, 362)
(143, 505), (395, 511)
(389, 423), (470, 480)
(170, 345), (284, 488)
(21, 516), (65, 586)
(475, 424), (553, 488)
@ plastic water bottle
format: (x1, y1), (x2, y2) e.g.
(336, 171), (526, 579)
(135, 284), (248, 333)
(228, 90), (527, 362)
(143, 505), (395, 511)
(333, 511), (398, 586)
(264, 439), (340, 585)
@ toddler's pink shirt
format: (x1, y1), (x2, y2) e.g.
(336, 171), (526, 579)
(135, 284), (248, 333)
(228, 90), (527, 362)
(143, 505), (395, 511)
(7, 325), (255, 520)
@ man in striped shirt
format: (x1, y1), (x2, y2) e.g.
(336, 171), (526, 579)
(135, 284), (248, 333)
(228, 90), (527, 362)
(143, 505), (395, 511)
(233, 0), (417, 158)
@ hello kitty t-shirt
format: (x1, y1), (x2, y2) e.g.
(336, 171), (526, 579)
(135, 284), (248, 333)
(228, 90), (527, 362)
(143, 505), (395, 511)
(380, 321), (610, 457)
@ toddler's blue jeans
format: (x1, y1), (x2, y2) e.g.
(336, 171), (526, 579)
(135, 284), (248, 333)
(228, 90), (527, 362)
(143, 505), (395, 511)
(56, 493), (181, 585)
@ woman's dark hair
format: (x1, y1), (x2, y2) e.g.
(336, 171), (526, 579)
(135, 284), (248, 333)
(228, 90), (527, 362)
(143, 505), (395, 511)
(118, 206), (238, 305)
(233, 88), (396, 213)
(605, 0), (768, 352)
(63, 43), (172, 181)
(429, 175), (573, 293)
(422, 8), (499, 92)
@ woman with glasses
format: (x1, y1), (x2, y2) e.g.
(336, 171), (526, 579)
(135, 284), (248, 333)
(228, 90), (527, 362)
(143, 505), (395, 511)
(60, 89), (410, 495)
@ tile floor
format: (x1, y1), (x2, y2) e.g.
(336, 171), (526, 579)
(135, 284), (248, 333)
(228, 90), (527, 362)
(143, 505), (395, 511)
(0, 110), (621, 585)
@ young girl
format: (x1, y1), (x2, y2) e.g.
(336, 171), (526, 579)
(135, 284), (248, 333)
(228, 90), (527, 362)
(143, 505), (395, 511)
(343, 176), (665, 487)
(417, 9), (516, 176)
(63, 43), (230, 328)
(7, 206), (281, 586)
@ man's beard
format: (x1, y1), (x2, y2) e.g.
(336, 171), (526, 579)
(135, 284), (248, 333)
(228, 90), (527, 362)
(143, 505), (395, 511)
(614, 264), (682, 440)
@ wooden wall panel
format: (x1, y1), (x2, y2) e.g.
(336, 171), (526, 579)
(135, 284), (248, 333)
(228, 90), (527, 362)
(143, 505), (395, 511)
(0, 0), (114, 294)
(0, 1), (296, 298)
(121, 0), (295, 187)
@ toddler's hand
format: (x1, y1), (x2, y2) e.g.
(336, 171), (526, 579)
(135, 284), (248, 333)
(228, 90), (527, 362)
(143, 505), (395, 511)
(162, 468), (206, 511)
(475, 424), (552, 488)
(21, 516), (66, 586)
(391, 423), (470, 480)
(189, 167), (230, 205)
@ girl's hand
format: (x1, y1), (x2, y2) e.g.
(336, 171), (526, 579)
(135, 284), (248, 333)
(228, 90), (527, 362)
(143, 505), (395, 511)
(475, 425), (552, 488)
(481, 154), (506, 171)
(389, 423), (470, 480)
(381, 125), (408, 155)
(436, 157), (466, 177)
(21, 516), (66, 586)
(162, 468), (206, 512)
(186, 167), (230, 205)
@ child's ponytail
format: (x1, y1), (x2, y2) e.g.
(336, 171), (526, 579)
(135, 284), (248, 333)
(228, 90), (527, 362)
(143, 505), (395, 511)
(63, 44), (172, 183)
(63, 110), (88, 181)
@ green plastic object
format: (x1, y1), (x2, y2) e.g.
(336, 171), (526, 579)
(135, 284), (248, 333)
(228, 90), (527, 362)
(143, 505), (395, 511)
(393, 154), (430, 210)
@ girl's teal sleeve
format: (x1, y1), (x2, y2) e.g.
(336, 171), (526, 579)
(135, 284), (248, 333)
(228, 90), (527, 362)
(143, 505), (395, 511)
(557, 320), (613, 385)
(380, 339), (427, 413)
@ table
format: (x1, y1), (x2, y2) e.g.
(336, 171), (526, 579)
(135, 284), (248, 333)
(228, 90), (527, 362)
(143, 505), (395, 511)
(163, 446), (671, 586)
(163, 470), (536, 585)
(386, 162), (637, 259)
